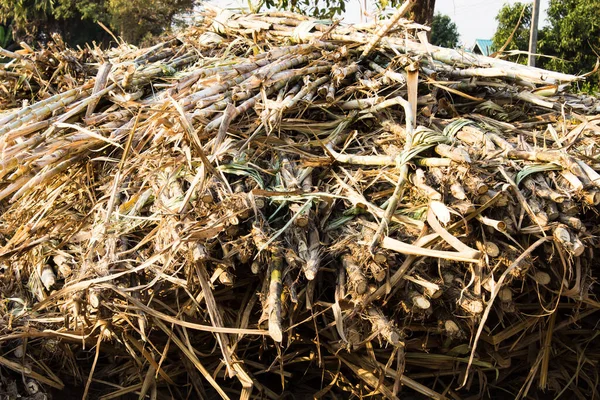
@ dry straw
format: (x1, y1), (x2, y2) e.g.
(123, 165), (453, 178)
(0, 2), (599, 399)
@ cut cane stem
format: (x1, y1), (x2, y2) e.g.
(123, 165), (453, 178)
(545, 201), (559, 221)
(359, 0), (417, 60)
(367, 307), (401, 346)
(341, 254), (368, 296)
(435, 143), (471, 163)
(558, 215), (584, 231)
(267, 252), (284, 343)
(412, 169), (442, 201)
(476, 215), (507, 232)
(450, 182), (467, 200)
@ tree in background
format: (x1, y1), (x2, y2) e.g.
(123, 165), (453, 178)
(107, 0), (194, 43)
(410, 0), (435, 28)
(1, 0), (437, 46)
(540, 0), (600, 84)
(430, 13), (459, 48)
(491, 2), (532, 64)
(259, 0), (435, 24)
(259, 0), (348, 19)
(491, 0), (599, 89)
(0, 0), (193, 46)
(0, 23), (12, 49)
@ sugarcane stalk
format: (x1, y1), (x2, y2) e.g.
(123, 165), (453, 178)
(463, 174), (489, 195)
(296, 166), (319, 280)
(367, 261), (386, 282)
(207, 79), (287, 131)
(407, 291), (431, 310)
(476, 215), (507, 232)
(415, 157), (452, 167)
(240, 52), (319, 91)
(368, 95), (414, 252)
(267, 65), (330, 85)
(359, 0), (416, 61)
(450, 182), (467, 200)
(368, 61), (407, 86)
(570, 234), (585, 257)
(559, 170), (584, 191)
(434, 143), (471, 163)
(453, 201), (476, 215)
(558, 214), (584, 231)
(583, 191), (600, 206)
(85, 63), (112, 118)
(545, 200), (559, 221)
(412, 169), (442, 201)
(286, 75), (330, 108)
(326, 82), (336, 103)
(265, 251), (284, 343)
(483, 241), (500, 257)
(332, 62), (359, 84)
(0, 91), (83, 137)
(341, 254), (368, 296)
(556, 198), (578, 215)
(574, 158), (600, 188)
(325, 144), (396, 165)
(3, 8), (600, 398)
(528, 198), (549, 227)
(182, 70), (254, 106)
(40, 264), (56, 291)
(0, 87), (82, 126)
(527, 176), (566, 203)
(316, 83), (328, 98)
(367, 307), (401, 346)
(238, 9), (580, 84)
(455, 124), (485, 144)
(553, 224), (573, 252)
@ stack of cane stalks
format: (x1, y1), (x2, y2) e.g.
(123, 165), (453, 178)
(0, 3), (599, 399)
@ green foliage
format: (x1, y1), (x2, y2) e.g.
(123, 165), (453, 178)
(492, 0), (600, 90)
(52, 0), (109, 21)
(0, 0), (193, 46)
(430, 13), (458, 48)
(540, 0), (600, 82)
(0, 24), (12, 48)
(259, 0), (346, 19)
(257, 0), (406, 20)
(108, 0), (194, 43)
(1, 0), (439, 49)
(491, 2), (531, 63)
(0, 0), (52, 26)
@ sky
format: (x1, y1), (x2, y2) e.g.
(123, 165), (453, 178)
(435, 0), (550, 48)
(342, 0), (550, 48)
(207, 0), (550, 49)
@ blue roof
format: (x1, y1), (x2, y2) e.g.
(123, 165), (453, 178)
(473, 39), (493, 56)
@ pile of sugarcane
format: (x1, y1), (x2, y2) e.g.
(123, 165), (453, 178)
(1, 3), (599, 399)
